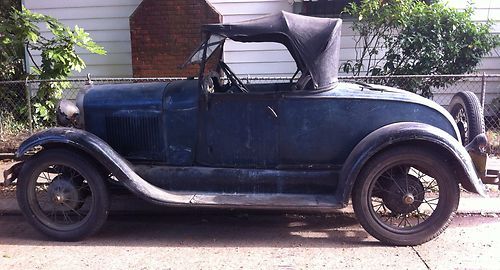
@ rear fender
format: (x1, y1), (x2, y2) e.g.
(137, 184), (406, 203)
(15, 127), (194, 205)
(336, 122), (487, 204)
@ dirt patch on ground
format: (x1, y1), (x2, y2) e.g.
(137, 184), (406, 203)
(0, 132), (29, 153)
(0, 185), (15, 198)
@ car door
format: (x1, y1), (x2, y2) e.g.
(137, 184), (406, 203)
(277, 90), (349, 166)
(197, 92), (279, 168)
(277, 89), (414, 166)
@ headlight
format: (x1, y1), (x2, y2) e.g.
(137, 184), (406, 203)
(56, 99), (80, 127)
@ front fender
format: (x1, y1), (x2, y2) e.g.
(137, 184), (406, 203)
(336, 122), (487, 204)
(16, 127), (194, 205)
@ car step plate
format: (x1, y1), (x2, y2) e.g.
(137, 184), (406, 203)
(189, 193), (342, 209)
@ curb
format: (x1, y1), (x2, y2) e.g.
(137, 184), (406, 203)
(0, 153), (15, 160)
(455, 197), (500, 215)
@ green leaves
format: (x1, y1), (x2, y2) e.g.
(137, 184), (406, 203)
(0, 5), (106, 126)
(341, 0), (499, 98)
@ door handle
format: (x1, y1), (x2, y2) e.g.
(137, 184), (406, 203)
(267, 106), (278, 118)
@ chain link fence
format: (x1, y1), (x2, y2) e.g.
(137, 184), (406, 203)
(1, 74), (500, 154)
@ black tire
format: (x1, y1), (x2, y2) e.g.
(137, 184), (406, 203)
(352, 145), (460, 246)
(17, 149), (109, 241)
(448, 91), (485, 145)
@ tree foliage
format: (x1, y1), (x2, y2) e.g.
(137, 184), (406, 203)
(0, 0), (22, 81)
(0, 6), (106, 126)
(341, 0), (499, 97)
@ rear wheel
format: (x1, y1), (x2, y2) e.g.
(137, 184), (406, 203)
(448, 91), (484, 145)
(17, 149), (109, 241)
(352, 146), (460, 246)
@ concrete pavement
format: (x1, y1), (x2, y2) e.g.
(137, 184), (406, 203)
(0, 211), (499, 269)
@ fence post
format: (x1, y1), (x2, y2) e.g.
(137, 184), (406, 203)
(480, 72), (486, 111)
(0, 112), (3, 137)
(25, 78), (33, 134)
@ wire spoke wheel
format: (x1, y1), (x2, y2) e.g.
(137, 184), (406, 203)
(369, 165), (440, 231)
(352, 146), (459, 246)
(17, 149), (109, 241)
(452, 106), (469, 143)
(29, 164), (92, 231)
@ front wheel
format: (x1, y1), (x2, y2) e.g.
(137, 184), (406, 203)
(17, 149), (110, 241)
(352, 146), (460, 246)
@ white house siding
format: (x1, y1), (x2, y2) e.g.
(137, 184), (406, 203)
(23, 0), (499, 81)
(23, 0), (142, 78)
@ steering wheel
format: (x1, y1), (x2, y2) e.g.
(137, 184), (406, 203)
(219, 61), (248, 93)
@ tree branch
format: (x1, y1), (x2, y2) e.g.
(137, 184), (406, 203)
(25, 42), (40, 72)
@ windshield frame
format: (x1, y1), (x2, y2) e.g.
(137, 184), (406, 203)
(182, 33), (225, 68)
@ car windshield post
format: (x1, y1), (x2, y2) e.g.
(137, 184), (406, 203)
(198, 36), (209, 90)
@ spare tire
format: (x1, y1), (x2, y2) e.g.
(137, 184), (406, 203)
(448, 91), (485, 145)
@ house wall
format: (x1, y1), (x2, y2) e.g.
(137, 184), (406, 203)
(23, 0), (498, 79)
(23, 0), (143, 78)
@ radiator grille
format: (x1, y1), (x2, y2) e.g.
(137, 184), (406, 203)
(105, 113), (163, 159)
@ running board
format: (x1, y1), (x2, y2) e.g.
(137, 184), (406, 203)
(111, 159), (345, 210)
(119, 170), (343, 209)
(189, 193), (343, 209)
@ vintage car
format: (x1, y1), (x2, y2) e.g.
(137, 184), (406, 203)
(3, 11), (493, 245)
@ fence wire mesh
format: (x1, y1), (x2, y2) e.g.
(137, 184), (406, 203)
(1, 74), (500, 154)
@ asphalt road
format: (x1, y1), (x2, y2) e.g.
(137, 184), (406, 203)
(0, 211), (499, 269)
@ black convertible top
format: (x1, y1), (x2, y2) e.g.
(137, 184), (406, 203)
(202, 11), (342, 89)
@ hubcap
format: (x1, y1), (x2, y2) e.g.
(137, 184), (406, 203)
(54, 195), (64, 204)
(403, 193), (415, 205)
(453, 106), (468, 143)
(381, 174), (424, 215)
(47, 176), (82, 209)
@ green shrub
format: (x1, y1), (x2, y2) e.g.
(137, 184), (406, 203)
(0, 6), (106, 127)
(341, 0), (499, 97)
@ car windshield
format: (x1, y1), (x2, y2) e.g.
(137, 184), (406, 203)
(184, 34), (225, 66)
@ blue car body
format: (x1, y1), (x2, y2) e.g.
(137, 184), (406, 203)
(5, 11), (490, 244)
(10, 11), (487, 205)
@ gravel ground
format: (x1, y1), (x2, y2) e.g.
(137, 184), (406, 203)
(0, 132), (29, 153)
